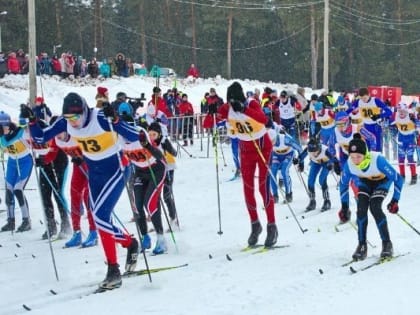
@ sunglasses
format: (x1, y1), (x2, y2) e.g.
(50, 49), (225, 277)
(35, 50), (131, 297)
(63, 114), (81, 122)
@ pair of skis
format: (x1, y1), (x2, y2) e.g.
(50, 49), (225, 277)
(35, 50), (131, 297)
(342, 252), (409, 274)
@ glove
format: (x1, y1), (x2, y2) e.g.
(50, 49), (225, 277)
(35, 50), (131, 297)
(208, 103), (217, 114)
(20, 105), (36, 122)
(35, 157), (44, 167)
(139, 130), (149, 147)
(298, 162), (304, 172)
(102, 102), (117, 121)
(338, 204), (351, 223)
(387, 199), (399, 214)
(326, 163), (333, 171)
(333, 161), (341, 175)
(370, 114), (381, 121)
(71, 156), (83, 165)
(292, 157), (300, 165)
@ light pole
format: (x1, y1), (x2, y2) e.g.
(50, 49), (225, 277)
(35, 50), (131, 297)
(0, 11), (8, 52)
(53, 44), (61, 55)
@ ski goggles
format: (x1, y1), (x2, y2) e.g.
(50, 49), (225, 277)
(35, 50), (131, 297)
(63, 114), (81, 122)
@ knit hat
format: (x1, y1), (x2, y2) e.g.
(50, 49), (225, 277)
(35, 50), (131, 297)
(307, 138), (321, 152)
(310, 94), (318, 101)
(349, 133), (367, 155)
(35, 96), (44, 104)
(227, 81), (246, 103)
(153, 86), (161, 93)
(0, 111), (11, 126)
(97, 86), (108, 95)
(148, 122), (162, 134)
(335, 111), (350, 124)
(280, 90), (288, 97)
(62, 92), (85, 115)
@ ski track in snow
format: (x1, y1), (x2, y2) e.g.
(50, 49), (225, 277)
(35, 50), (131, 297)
(0, 75), (419, 315)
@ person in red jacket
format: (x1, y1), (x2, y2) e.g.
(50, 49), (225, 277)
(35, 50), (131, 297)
(149, 86), (172, 118)
(186, 63), (200, 78)
(7, 52), (20, 74)
(218, 81), (278, 248)
(178, 93), (195, 146)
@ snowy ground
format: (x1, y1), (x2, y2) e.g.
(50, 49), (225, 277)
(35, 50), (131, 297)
(0, 75), (419, 315)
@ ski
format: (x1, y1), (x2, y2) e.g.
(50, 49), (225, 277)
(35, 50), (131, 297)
(349, 252), (410, 274)
(122, 263), (188, 277)
(252, 244), (290, 254)
(226, 174), (240, 182)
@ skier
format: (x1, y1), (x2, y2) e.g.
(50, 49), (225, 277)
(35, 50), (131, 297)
(218, 81), (278, 248)
(0, 112), (33, 232)
(122, 120), (167, 255)
(338, 133), (404, 260)
(349, 87), (392, 152)
(49, 116), (98, 248)
(268, 124), (303, 204)
(390, 102), (419, 185)
(148, 122), (180, 230)
(295, 138), (339, 212)
(21, 93), (139, 291)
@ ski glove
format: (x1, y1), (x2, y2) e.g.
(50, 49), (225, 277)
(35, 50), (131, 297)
(20, 105), (36, 123)
(102, 102), (117, 121)
(370, 114), (381, 121)
(338, 204), (351, 223)
(35, 157), (44, 167)
(139, 130), (150, 148)
(292, 157), (300, 165)
(298, 162), (304, 172)
(387, 199), (399, 214)
(230, 99), (245, 113)
(333, 161), (341, 175)
(326, 163), (333, 171)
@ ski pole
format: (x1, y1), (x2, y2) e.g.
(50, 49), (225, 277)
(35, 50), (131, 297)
(244, 127), (307, 234)
(293, 164), (310, 197)
(219, 136), (227, 167)
(213, 114), (223, 235)
(396, 213), (420, 236)
(25, 123), (59, 281)
(106, 117), (152, 283)
(175, 139), (194, 158)
(38, 167), (71, 215)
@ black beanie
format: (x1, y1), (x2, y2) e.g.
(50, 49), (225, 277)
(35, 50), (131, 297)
(307, 138), (321, 152)
(148, 122), (162, 134)
(62, 93), (85, 115)
(227, 81), (246, 103)
(349, 133), (367, 155)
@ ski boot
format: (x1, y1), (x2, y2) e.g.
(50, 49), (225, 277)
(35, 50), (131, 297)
(65, 231), (82, 248)
(140, 233), (151, 252)
(380, 241), (393, 258)
(248, 220), (262, 247)
(283, 192), (293, 204)
(16, 218), (31, 232)
(1, 218), (15, 232)
(264, 223), (278, 248)
(305, 190), (316, 212)
(125, 237), (139, 272)
(58, 217), (72, 239)
(152, 234), (168, 255)
(273, 194), (279, 204)
(320, 189), (331, 212)
(99, 263), (122, 290)
(42, 222), (57, 240)
(410, 174), (417, 185)
(81, 230), (98, 248)
(352, 242), (367, 261)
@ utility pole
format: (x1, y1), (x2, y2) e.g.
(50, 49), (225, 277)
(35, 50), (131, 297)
(323, 0), (329, 91)
(28, 0), (37, 105)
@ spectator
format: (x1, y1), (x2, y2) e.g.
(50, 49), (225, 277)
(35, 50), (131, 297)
(178, 93), (195, 146)
(79, 58), (88, 77)
(16, 49), (29, 74)
(87, 58), (99, 78)
(99, 59), (111, 78)
(50, 54), (62, 76)
(0, 52), (7, 78)
(64, 51), (75, 78)
(7, 52), (20, 74)
(126, 57), (134, 76)
(114, 53), (128, 77)
(186, 63), (200, 78)
(96, 86), (109, 109)
(32, 96), (52, 122)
